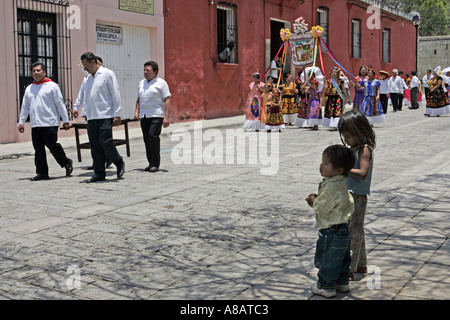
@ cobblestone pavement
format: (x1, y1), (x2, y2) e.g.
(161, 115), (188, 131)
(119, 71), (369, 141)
(0, 104), (449, 302)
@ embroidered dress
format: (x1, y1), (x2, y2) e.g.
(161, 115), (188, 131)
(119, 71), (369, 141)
(425, 77), (450, 116)
(353, 76), (365, 111)
(323, 78), (345, 128)
(359, 79), (386, 124)
(307, 88), (322, 126)
(279, 82), (298, 125)
(265, 90), (285, 131)
(260, 92), (272, 131)
(243, 81), (264, 131)
(294, 89), (310, 127)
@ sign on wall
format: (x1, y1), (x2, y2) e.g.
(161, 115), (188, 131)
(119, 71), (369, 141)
(119, 0), (154, 15)
(96, 24), (123, 45)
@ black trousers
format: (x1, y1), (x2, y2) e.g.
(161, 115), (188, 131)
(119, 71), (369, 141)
(380, 94), (388, 114)
(31, 126), (69, 175)
(87, 118), (123, 178)
(410, 87), (419, 109)
(390, 93), (400, 111)
(141, 117), (163, 168)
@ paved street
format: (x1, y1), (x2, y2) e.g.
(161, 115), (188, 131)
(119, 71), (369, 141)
(0, 103), (449, 303)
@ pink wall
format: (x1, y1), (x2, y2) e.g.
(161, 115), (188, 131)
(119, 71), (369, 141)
(164, 0), (417, 121)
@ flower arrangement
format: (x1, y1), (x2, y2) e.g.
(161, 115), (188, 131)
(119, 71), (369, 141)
(280, 28), (292, 41)
(293, 17), (308, 35)
(311, 25), (324, 38)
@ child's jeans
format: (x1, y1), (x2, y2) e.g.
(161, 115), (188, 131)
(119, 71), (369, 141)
(314, 223), (351, 290)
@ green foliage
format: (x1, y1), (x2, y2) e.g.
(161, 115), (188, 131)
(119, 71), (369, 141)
(379, 0), (450, 36)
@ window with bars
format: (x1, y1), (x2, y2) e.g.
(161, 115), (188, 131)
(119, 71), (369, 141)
(316, 7), (329, 45)
(17, 9), (57, 86)
(352, 19), (361, 59)
(217, 2), (238, 64)
(382, 29), (391, 63)
(14, 0), (73, 120)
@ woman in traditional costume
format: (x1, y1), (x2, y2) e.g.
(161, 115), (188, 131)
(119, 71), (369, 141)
(425, 66), (450, 117)
(322, 67), (350, 131)
(295, 67), (324, 128)
(294, 72), (309, 128)
(279, 73), (298, 126)
(358, 67), (386, 124)
(352, 66), (367, 111)
(265, 87), (285, 132)
(307, 80), (322, 131)
(243, 73), (265, 131)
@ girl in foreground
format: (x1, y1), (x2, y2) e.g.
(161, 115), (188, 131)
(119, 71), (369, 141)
(338, 110), (376, 281)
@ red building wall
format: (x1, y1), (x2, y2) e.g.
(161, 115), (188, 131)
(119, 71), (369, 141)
(163, 0), (416, 122)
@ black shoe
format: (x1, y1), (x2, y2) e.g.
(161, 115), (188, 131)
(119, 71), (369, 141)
(116, 160), (125, 179)
(144, 165), (151, 172)
(86, 175), (106, 183)
(65, 159), (73, 177)
(31, 174), (49, 181)
(149, 166), (159, 173)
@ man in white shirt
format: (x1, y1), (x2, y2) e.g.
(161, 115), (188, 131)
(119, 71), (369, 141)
(134, 61), (171, 173)
(76, 52), (125, 183)
(218, 41), (234, 63)
(388, 69), (403, 112)
(18, 62), (73, 181)
(409, 71), (421, 109)
(270, 57), (281, 84)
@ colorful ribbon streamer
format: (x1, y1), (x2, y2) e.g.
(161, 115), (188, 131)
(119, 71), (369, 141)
(319, 37), (357, 80)
(277, 42), (288, 87)
(263, 42), (286, 80)
(309, 38), (319, 78)
(318, 39), (325, 76)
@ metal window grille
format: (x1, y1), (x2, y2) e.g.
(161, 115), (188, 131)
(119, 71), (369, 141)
(13, 0), (73, 121)
(352, 19), (361, 59)
(217, 2), (238, 64)
(316, 7), (329, 45)
(382, 29), (391, 63)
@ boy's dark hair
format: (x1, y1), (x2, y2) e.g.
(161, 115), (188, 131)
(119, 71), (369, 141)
(323, 145), (355, 177)
(144, 61), (159, 75)
(30, 62), (46, 72)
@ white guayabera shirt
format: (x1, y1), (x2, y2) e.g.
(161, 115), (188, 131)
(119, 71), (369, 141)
(19, 80), (69, 127)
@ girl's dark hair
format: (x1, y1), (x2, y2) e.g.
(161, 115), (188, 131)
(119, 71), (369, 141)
(323, 145), (355, 177)
(358, 65), (367, 77)
(338, 110), (376, 150)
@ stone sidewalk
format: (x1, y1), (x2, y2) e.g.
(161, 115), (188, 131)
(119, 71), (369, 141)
(0, 105), (449, 302)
